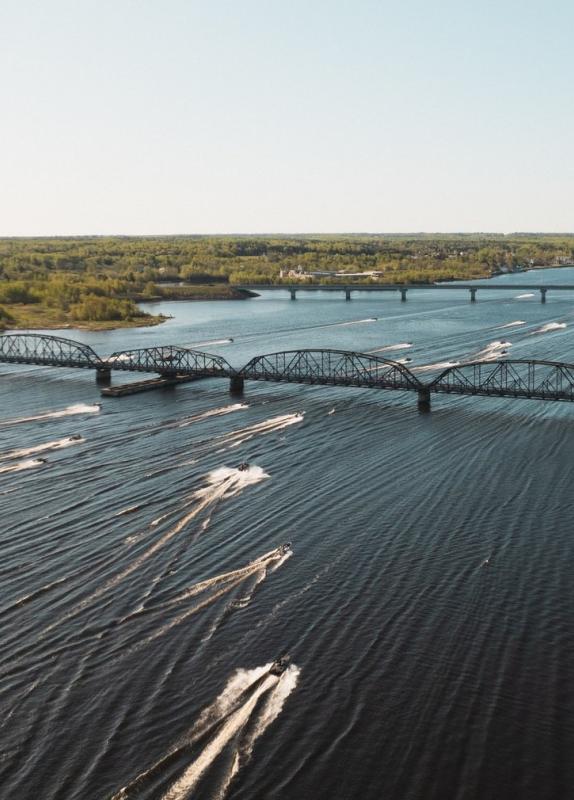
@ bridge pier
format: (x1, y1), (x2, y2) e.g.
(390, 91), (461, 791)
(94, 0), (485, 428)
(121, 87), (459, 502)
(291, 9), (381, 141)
(540, 287), (547, 304)
(469, 288), (477, 302)
(417, 387), (431, 412)
(230, 374), (245, 395)
(290, 287), (297, 301)
(95, 367), (111, 385)
(400, 288), (408, 302)
(345, 287), (352, 301)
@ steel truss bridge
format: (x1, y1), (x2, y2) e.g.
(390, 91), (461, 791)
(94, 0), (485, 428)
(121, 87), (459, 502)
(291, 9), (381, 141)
(1, 334), (574, 410)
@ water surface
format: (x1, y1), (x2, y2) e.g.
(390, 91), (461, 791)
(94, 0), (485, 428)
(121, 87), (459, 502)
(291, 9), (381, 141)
(2, 271), (574, 799)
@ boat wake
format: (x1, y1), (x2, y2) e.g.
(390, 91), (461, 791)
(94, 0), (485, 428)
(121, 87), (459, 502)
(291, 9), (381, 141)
(334, 317), (377, 326)
(368, 342), (413, 353)
(0, 403), (100, 427)
(186, 338), (234, 348)
(0, 435), (84, 461)
(515, 293), (535, 299)
(529, 322), (567, 335)
(0, 458), (47, 474)
(414, 360), (460, 373)
(175, 404), (248, 429)
(471, 340), (512, 362)
(217, 413), (304, 450)
(117, 545), (292, 654)
(13, 465), (271, 649)
(112, 661), (300, 800)
(496, 320), (525, 329)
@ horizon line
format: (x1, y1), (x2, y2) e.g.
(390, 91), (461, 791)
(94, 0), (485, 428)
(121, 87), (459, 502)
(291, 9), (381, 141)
(2, 230), (574, 239)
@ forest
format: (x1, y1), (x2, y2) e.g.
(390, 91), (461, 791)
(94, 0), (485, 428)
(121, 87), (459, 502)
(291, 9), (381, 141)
(0, 234), (573, 330)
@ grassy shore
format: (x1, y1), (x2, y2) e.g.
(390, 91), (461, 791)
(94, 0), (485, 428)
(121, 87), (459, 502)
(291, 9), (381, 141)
(0, 285), (255, 331)
(1, 304), (166, 331)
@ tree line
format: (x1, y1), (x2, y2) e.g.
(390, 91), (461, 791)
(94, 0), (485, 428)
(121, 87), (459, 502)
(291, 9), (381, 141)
(1, 234), (573, 328)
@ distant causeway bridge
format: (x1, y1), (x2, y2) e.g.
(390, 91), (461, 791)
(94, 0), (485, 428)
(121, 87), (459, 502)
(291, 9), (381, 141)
(239, 283), (574, 303)
(2, 333), (574, 411)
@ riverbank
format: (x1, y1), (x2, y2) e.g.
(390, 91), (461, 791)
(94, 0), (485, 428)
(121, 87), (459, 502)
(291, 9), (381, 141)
(0, 286), (257, 332)
(1, 304), (168, 332)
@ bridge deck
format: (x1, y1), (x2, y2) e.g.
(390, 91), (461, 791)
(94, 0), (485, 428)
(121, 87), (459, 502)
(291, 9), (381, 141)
(238, 283), (574, 292)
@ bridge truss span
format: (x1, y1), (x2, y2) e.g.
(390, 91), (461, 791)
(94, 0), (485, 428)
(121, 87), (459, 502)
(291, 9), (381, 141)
(240, 349), (422, 391)
(106, 345), (231, 377)
(0, 333), (103, 369)
(428, 359), (574, 402)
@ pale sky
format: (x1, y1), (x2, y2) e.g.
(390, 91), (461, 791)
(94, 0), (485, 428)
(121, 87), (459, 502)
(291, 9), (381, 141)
(1, 0), (572, 235)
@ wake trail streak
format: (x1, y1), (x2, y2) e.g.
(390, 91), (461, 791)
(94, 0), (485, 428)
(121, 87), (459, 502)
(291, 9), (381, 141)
(111, 664), (273, 799)
(0, 459), (47, 474)
(0, 404), (100, 427)
(529, 322), (567, 335)
(162, 675), (278, 799)
(0, 436), (84, 461)
(124, 546), (291, 622)
(2, 467), (270, 663)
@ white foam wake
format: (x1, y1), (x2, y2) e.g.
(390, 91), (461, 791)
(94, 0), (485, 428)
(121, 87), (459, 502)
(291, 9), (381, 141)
(0, 404), (100, 427)
(529, 322), (567, 335)
(0, 458), (47, 474)
(472, 340), (512, 362)
(218, 413), (304, 449)
(0, 436), (84, 461)
(239, 664), (300, 759)
(162, 665), (300, 800)
(176, 404), (247, 429)
(369, 342), (413, 353)
(335, 317), (377, 326)
(515, 293), (535, 299)
(186, 338), (234, 348)
(497, 320), (525, 329)
(36, 465), (271, 639)
(111, 663), (274, 799)
(127, 545), (291, 621)
(163, 676), (277, 799)
(112, 663), (300, 800)
(415, 360), (460, 373)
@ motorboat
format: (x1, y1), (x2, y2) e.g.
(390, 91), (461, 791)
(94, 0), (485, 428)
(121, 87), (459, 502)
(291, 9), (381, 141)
(237, 462), (250, 472)
(269, 655), (290, 676)
(69, 434), (82, 441)
(279, 542), (292, 555)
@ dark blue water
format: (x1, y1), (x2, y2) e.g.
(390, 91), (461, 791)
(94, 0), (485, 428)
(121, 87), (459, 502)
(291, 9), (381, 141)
(2, 271), (574, 800)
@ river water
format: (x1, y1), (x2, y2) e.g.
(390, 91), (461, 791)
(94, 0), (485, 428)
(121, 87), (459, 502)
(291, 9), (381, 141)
(1, 270), (574, 800)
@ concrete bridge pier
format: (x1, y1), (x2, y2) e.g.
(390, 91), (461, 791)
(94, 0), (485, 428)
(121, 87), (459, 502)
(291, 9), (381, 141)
(469, 288), (477, 302)
(400, 288), (408, 302)
(95, 367), (111, 385)
(230, 374), (245, 395)
(540, 288), (547, 303)
(290, 287), (297, 300)
(417, 387), (431, 412)
(345, 287), (352, 301)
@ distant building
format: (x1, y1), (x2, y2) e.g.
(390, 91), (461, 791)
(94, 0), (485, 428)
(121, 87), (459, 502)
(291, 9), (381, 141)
(279, 268), (385, 280)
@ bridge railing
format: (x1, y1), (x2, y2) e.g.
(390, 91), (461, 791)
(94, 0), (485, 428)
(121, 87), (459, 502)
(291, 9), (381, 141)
(428, 359), (574, 401)
(106, 345), (231, 376)
(239, 349), (422, 391)
(0, 334), (103, 369)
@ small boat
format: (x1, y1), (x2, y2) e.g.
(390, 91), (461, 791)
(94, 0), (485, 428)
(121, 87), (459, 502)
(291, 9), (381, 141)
(69, 434), (83, 441)
(279, 542), (292, 555)
(269, 655), (290, 676)
(237, 462), (250, 472)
